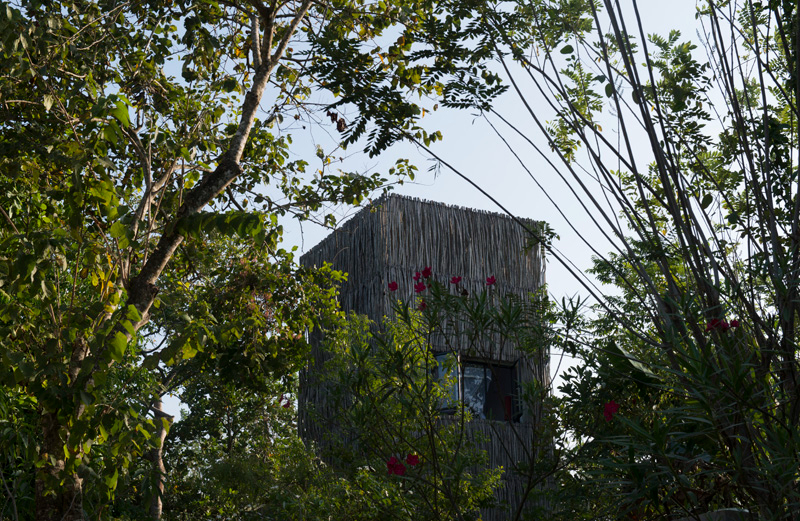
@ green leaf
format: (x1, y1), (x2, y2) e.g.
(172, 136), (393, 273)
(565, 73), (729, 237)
(700, 193), (713, 209)
(221, 77), (238, 93)
(18, 361), (35, 380)
(80, 390), (95, 406)
(109, 332), (128, 363)
(105, 469), (119, 490)
(182, 343), (198, 360)
(111, 99), (131, 128)
(560, 44), (574, 54)
(103, 121), (121, 145)
(605, 83), (614, 97)
(125, 304), (142, 324)
(109, 221), (127, 239)
(121, 320), (135, 336)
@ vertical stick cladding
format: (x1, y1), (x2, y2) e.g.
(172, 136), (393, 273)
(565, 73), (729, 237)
(299, 194), (550, 519)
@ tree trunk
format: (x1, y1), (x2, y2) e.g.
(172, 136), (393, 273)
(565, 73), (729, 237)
(149, 400), (172, 520)
(35, 411), (83, 521)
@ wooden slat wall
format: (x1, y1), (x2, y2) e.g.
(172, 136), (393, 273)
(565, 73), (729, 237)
(299, 194), (549, 520)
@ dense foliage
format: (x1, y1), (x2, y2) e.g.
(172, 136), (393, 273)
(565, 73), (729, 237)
(460, 0), (800, 519)
(161, 271), (557, 520)
(0, 0), (503, 518)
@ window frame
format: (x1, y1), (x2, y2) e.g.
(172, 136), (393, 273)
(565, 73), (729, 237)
(433, 352), (520, 422)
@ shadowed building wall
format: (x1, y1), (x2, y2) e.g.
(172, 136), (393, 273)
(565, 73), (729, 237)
(299, 194), (549, 519)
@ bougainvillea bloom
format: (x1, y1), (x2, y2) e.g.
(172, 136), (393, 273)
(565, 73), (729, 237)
(388, 281), (398, 292)
(405, 454), (419, 466)
(730, 319), (740, 328)
(414, 281), (426, 293)
(413, 272), (422, 282)
(486, 275), (496, 286)
(417, 300), (427, 311)
(604, 400), (620, 422)
(421, 266), (432, 278)
(450, 276), (462, 284)
(387, 456), (406, 475)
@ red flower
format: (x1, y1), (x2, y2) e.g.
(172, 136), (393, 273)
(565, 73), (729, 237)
(603, 400), (620, 422)
(730, 319), (740, 328)
(413, 272), (422, 282)
(387, 456), (406, 476)
(417, 300), (427, 311)
(414, 281), (426, 293)
(486, 275), (496, 286)
(450, 276), (462, 285)
(405, 454), (419, 466)
(388, 281), (398, 292)
(705, 318), (731, 332)
(421, 266), (432, 278)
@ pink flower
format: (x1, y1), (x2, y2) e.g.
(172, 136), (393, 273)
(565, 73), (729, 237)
(413, 272), (422, 282)
(414, 281), (426, 293)
(388, 281), (398, 292)
(603, 400), (620, 422)
(405, 454), (419, 466)
(387, 456), (406, 476)
(417, 300), (427, 311)
(421, 266), (432, 278)
(486, 275), (496, 286)
(730, 319), (740, 328)
(450, 276), (462, 285)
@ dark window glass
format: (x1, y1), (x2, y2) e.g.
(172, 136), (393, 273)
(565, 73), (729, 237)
(434, 354), (519, 421)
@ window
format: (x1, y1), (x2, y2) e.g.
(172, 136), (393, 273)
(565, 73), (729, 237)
(434, 353), (520, 421)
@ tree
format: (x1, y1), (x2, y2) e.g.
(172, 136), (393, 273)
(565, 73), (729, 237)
(409, 0), (798, 518)
(310, 311), (503, 521)
(0, 0), (501, 518)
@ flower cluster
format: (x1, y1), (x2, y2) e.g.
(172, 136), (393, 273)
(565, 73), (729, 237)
(386, 454), (420, 476)
(705, 318), (740, 333)
(413, 267), (432, 281)
(387, 270), (498, 296)
(603, 400), (620, 422)
(388, 266), (497, 300)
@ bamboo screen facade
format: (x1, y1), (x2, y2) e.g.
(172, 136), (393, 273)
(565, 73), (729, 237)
(299, 194), (549, 519)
